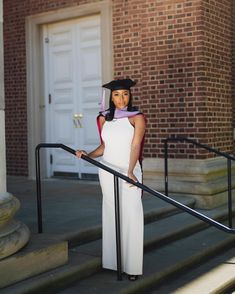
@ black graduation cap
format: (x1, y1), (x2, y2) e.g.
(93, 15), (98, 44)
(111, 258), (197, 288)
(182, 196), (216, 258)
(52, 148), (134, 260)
(102, 79), (136, 91)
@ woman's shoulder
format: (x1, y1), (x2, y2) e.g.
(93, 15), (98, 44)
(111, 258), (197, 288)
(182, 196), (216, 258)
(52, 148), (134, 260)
(132, 113), (145, 120)
(129, 113), (146, 126)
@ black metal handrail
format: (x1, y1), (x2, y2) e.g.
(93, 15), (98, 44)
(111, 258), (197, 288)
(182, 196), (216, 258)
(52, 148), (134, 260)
(164, 136), (235, 228)
(35, 143), (235, 281)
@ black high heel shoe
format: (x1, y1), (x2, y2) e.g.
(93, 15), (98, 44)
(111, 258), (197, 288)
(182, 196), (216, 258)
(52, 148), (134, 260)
(128, 275), (138, 281)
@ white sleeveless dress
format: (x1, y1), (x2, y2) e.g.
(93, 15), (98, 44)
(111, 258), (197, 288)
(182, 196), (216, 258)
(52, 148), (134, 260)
(98, 117), (144, 275)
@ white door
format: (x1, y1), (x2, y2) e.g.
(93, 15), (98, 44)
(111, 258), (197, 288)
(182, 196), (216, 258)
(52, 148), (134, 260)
(43, 15), (102, 178)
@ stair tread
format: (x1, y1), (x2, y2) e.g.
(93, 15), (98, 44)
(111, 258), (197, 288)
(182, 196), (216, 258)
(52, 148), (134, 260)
(150, 246), (235, 294)
(55, 223), (235, 294)
(3, 205), (234, 294)
(0, 195), (195, 293)
(74, 203), (231, 256)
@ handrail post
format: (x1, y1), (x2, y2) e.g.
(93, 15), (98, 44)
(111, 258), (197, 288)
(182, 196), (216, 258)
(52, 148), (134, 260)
(113, 175), (122, 281)
(35, 147), (43, 233)
(227, 158), (233, 228)
(164, 139), (169, 197)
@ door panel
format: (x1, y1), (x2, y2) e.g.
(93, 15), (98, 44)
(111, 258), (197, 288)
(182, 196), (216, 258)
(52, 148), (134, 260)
(44, 15), (101, 177)
(77, 17), (101, 175)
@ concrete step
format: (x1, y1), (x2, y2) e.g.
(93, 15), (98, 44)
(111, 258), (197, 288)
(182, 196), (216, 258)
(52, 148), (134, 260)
(150, 246), (235, 294)
(0, 234), (68, 289)
(55, 221), (235, 294)
(73, 204), (233, 257)
(0, 248), (100, 294)
(2, 204), (234, 293)
(0, 193), (194, 291)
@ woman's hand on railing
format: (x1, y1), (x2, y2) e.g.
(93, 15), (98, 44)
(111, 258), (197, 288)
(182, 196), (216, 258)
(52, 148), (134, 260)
(76, 150), (88, 159)
(127, 171), (139, 187)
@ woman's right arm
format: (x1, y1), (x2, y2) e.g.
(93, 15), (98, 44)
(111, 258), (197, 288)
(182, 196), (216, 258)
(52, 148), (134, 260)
(87, 143), (105, 158)
(76, 142), (105, 159)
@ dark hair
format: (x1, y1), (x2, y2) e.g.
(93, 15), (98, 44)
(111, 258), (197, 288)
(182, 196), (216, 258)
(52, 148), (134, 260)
(104, 90), (138, 121)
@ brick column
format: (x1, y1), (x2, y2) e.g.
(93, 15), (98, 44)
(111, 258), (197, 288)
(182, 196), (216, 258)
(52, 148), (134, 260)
(0, 0), (30, 260)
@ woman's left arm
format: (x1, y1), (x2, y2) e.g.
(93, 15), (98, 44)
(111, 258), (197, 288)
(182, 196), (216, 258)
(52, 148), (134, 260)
(128, 114), (146, 182)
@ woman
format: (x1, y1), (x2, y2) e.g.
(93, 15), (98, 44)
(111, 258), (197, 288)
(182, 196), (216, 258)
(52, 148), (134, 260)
(76, 78), (146, 281)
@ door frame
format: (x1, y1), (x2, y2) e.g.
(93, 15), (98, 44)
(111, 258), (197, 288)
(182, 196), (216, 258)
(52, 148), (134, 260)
(26, 1), (113, 179)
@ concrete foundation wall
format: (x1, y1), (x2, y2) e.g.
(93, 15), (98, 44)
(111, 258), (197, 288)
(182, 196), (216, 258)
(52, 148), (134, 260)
(143, 157), (235, 209)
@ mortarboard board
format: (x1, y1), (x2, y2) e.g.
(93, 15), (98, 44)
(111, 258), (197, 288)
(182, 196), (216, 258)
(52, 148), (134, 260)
(102, 79), (136, 91)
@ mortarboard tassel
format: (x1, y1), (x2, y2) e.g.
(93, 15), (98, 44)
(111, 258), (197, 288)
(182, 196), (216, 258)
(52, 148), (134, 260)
(99, 89), (106, 112)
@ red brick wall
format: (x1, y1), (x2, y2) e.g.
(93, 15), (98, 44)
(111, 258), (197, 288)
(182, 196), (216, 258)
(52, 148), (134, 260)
(201, 0), (233, 152)
(113, 0), (234, 159)
(3, 0), (95, 176)
(3, 0), (235, 175)
(232, 0), (235, 142)
(4, 1), (28, 176)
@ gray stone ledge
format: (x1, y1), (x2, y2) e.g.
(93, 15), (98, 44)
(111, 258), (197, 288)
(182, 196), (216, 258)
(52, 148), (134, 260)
(143, 157), (235, 209)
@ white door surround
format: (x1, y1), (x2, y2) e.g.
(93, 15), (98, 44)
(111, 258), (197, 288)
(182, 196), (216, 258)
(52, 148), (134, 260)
(26, 1), (113, 179)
